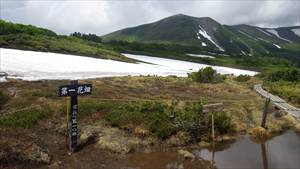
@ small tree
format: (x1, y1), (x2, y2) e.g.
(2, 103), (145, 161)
(188, 67), (225, 83)
(235, 74), (251, 82)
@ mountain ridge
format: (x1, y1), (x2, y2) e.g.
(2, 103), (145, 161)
(102, 14), (300, 60)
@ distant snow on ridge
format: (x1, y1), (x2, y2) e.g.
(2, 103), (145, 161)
(266, 29), (292, 43)
(256, 28), (272, 37)
(186, 53), (215, 58)
(197, 25), (225, 51)
(291, 28), (300, 37)
(273, 44), (281, 49)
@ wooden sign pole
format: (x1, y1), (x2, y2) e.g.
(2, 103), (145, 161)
(58, 80), (92, 154)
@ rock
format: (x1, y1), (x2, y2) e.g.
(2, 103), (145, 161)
(166, 132), (190, 146)
(79, 129), (96, 146)
(294, 123), (300, 134)
(198, 141), (210, 148)
(274, 110), (287, 118)
(25, 143), (51, 164)
(178, 150), (195, 159)
(48, 161), (63, 169)
(220, 135), (236, 142)
(97, 138), (131, 154)
(248, 126), (269, 140)
(134, 126), (150, 137)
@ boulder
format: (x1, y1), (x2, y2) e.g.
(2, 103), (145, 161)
(178, 150), (195, 159)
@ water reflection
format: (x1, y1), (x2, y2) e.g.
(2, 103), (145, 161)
(195, 130), (300, 169)
(125, 130), (300, 169)
(261, 144), (268, 169)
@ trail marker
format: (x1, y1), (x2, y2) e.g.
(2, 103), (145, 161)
(58, 80), (92, 153)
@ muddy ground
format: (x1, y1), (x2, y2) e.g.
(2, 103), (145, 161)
(0, 76), (299, 169)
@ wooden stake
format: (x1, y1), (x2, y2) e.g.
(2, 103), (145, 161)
(261, 144), (268, 169)
(261, 98), (270, 128)
(66, 97), (70, 153)
(211, 112), (215, 168)
(211, 112), (215, 142)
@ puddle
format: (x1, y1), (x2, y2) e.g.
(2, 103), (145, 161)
(123, 130), (300, 169)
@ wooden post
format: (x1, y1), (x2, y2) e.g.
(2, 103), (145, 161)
(69, 80), (78, 153)
(58, 80), (92, 154)
(211, 112), (215, 169)
(211, 112), (215, 141)
(261, 98), (270, 128)
(66, 97), (70, 149)
(261, 144), (268, 169)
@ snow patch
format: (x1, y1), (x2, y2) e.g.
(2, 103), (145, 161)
(241, 51), (247, 56)
(291, 28), (300, 37)
(273, 44), (281, 49)
(266, 29), (292, 42)
(198, 25), (225, 51)
(186, 54), (215, 59)
(202, 42), (207, 46)
(256, 28), (272, 37)
(0, 48), (257, 81)
(0, 77), (6, 82)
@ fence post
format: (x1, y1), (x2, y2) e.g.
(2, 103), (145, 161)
(261, 98), (270, 128)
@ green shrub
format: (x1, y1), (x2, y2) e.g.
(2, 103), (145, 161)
(0, 106), (52, 128)
(105, 100), (232, 140)
(261, 68), (300, 82)
(61, 99), (121, 117)
(213, 112), (232, 134)
(188, 67), (225, 83)
(0, 90), (9, 108)
(260, 68), (300, 106)
(235, 74), (251, 82)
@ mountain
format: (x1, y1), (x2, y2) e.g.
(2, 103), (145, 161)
(102, 14), (300, 62)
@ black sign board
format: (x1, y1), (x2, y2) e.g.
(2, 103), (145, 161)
(59, 84), (92, 97)
(58, 80), (92, 153)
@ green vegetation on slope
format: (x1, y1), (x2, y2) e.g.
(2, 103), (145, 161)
(0, 90), (9, 108)
(102, 14), (300, 66)
(0, 106), (52, 128)
(1, 19), (299, 71)
(105, 40), (294, 71)
(259, 68), (300, 106)
(0, 20), (134, 62)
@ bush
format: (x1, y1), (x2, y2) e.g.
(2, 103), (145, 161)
(0, 90), (9, 108)
(261, 68), (300, 82)
(105, 101), (175, 139)
(105, 100), (232, 140)
(0, 106), (52, 128)
(188, 67), (225, 83)
(213, 112), (232, 134)
(260, 68), (300, 106)
(235, 74), (251, 82)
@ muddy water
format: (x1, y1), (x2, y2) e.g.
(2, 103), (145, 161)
(124, 130), (300, 169)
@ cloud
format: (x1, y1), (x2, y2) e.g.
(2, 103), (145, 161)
(1, 0), (299, 35)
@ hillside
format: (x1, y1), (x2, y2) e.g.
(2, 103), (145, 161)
(0, 20), (135, 63)
(0, 18), (299, 71)
(102, 14), (300, 65)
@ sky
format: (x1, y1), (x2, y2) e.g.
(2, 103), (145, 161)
(1, 0), (300, 36)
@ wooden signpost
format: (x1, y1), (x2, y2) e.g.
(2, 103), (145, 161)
(261, 97), (270, 128)
(58, 80), (92, 153)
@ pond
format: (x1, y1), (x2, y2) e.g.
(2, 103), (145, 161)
(123, 130), (300, 169)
